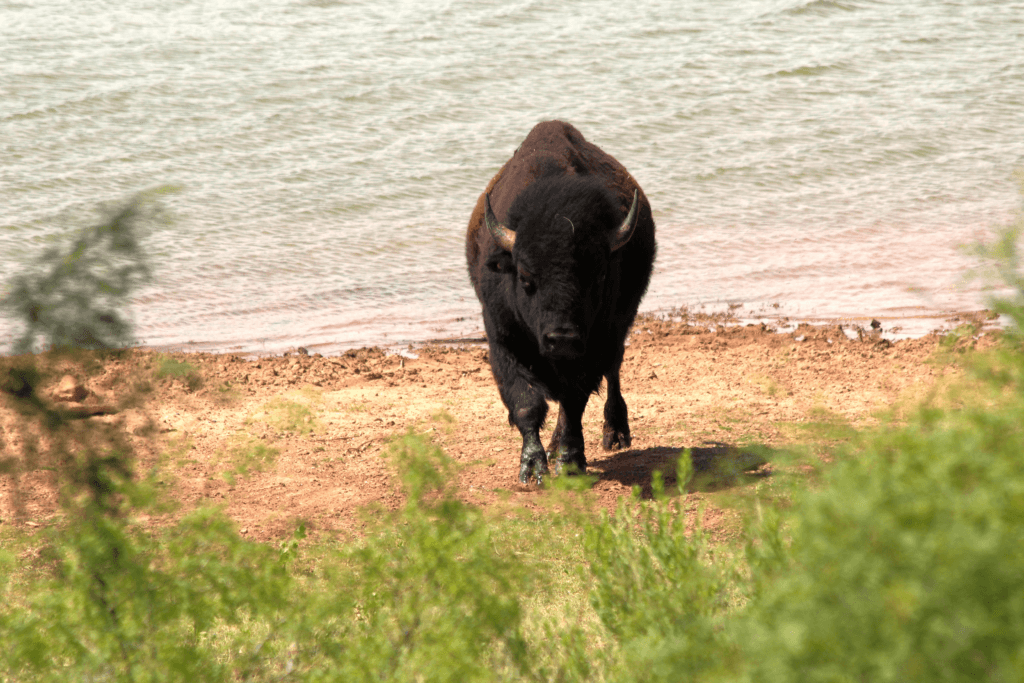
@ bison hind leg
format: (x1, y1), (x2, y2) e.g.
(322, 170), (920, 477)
(546, 402), (588, 475)
(546, 405), (568, 457)
(602, 371), (632, 451)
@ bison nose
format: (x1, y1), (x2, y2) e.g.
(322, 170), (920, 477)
(542, 327), (584, 358)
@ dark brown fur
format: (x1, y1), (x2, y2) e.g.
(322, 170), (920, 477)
(466, 121), (656, 484)
(467, 121), (652, 284)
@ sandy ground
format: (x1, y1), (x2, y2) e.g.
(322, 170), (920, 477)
(0, 311), (992, 543)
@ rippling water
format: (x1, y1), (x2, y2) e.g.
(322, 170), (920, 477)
(3, 0), (1023, 353)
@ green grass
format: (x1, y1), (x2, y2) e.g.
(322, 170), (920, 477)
(430, 408), (456, 424)
(153, 354), (203, 391)
(264, 396), (317, 435)
(220, 436), (280, 484)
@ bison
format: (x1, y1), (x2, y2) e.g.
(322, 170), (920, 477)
(466, 121), (656, 484)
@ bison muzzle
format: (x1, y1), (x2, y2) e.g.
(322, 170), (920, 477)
(466, 121), (656, 484)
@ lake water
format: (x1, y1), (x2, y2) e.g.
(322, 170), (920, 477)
(3, 0), (1023, 354)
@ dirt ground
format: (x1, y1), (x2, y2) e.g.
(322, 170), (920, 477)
(0, 312), (993, 544)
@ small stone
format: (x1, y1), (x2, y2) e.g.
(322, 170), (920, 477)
(52, 375), (88, 402)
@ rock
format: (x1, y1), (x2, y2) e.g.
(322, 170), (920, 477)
(52, 375), (88, 402)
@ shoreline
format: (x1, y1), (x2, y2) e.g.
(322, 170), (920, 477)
(139, 305), (1000, 359)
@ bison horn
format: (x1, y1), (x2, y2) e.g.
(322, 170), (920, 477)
(484, 193), (516, 252)
(609, 189), (640, 253)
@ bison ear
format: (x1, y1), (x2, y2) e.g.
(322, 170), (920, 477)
(484, 193), (516, 252)
(485, 250), (514, 273)
(609, 189), (640, 253)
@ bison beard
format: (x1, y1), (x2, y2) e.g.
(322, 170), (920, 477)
(466, 121), (656, 484)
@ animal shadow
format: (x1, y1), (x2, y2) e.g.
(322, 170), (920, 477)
(591, 442), (771, 498)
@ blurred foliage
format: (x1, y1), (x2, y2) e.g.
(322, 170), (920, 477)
(0, 351), (293, 681)
(3, 188), (173, 354)
(279, 431), (537, 681)
(969, 170), (1024, 340)
(736, 373), (1024, 682)
(0, 356), (138, 517)
(584, 461), (741, 682)
(2, 509), (292, 682)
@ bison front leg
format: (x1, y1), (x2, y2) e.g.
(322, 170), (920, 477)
(517, 427), (548, 485)
(506, 404), (550, 484)
(491, 347), (550, 484)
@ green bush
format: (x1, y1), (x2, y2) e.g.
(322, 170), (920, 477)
(0, 355), (294, 682)
(738, 372), (1024, 682)
(285, 431), (536, 682)
(575, 341), (1024, 682)
(1, 510), (293, 683)
(969, 170), (1024, 339)
(584, 462), (741, 682)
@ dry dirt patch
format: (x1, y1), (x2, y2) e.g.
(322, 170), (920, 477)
(0, 317), (977, 543)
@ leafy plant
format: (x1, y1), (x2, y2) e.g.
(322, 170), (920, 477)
(0, 354), (294, 682)
(737, 370), (1024, 682)
(969, 170), (1024, 338)
(584, 461), (741, 681)
(284, 431), (536, 681)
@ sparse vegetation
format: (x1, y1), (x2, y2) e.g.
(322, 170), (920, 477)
(153, 354), (203, 391)
(220, 436), (279, 484)
(430, 408), (456, 423)
(264, 397), (317, 435)
(213, 380), (241, 404)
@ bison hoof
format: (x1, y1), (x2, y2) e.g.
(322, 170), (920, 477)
(555, 460), (587, 477)
(602, 427), (631, 451)
(519, 457), (549, 485)
(554, 449), (587, 476)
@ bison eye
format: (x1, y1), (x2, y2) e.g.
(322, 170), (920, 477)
(517, 268), (536, 295)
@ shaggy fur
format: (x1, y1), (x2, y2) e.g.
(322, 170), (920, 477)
(466, 121), (656, 484)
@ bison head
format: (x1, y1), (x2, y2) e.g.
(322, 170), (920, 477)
(484, 176), (639, 360)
